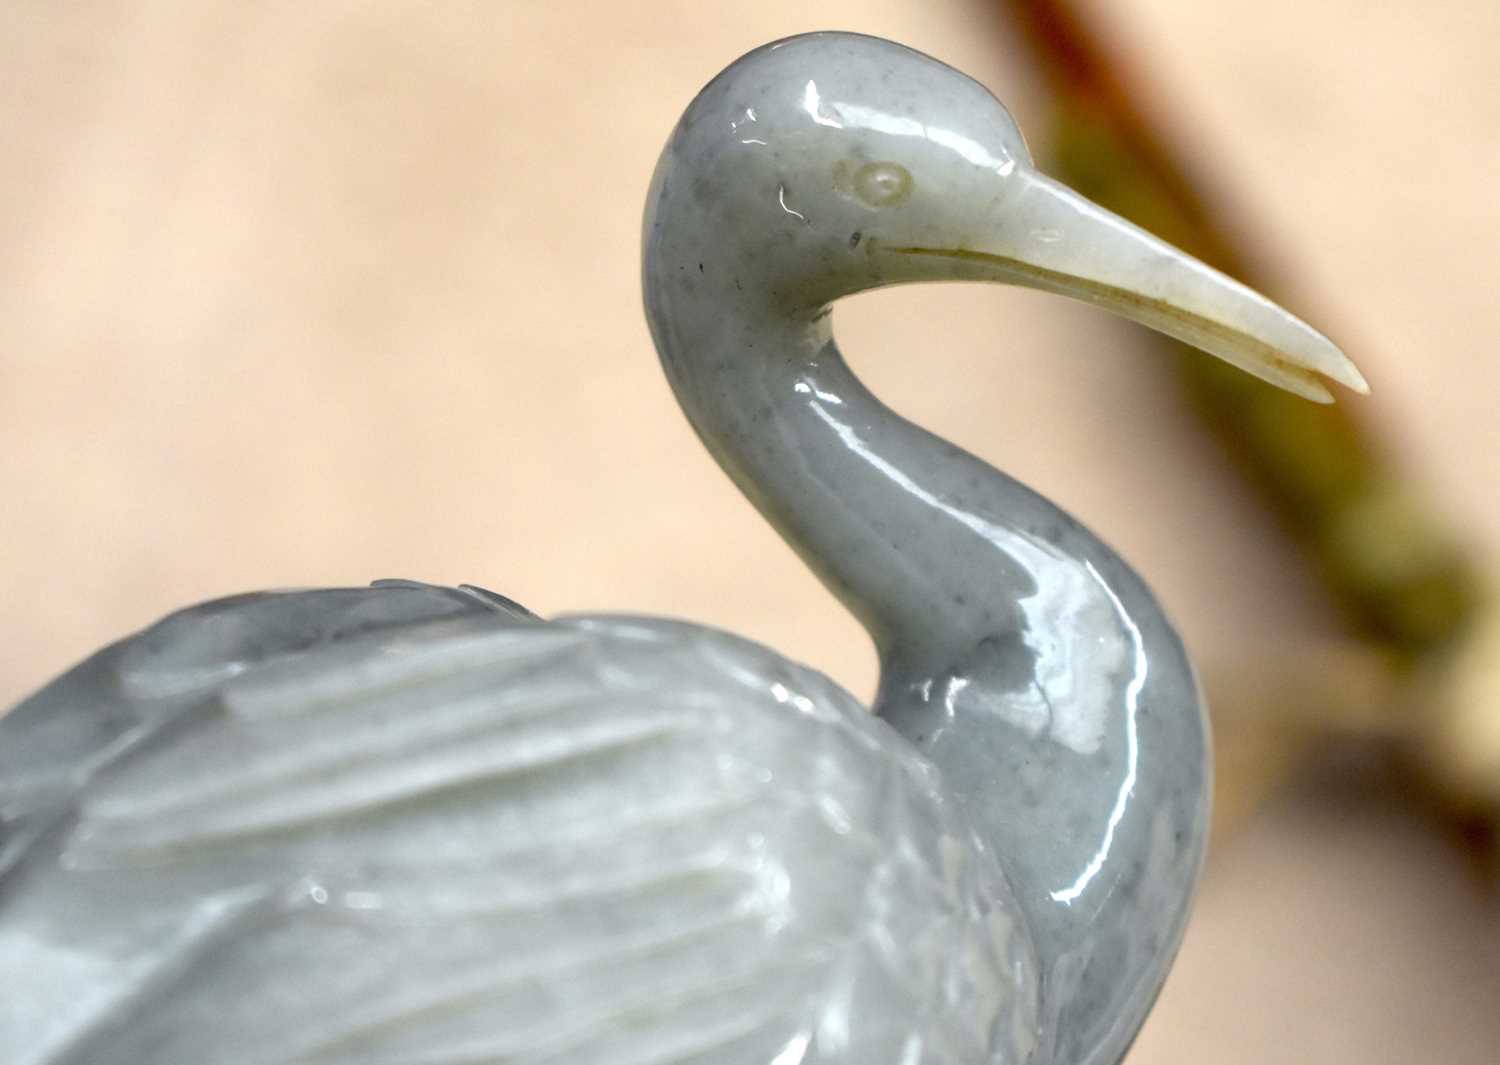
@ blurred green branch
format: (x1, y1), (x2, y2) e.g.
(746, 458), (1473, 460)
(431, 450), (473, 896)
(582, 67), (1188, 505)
(998, 0), (1480, 657)
(991, 0), (1494, 839)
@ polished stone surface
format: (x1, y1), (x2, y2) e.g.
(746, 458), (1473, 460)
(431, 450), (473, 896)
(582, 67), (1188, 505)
(643, 31), (1355, 1065)
(1, 584), (1038, 1064)
(1, 32), (1361, 1065)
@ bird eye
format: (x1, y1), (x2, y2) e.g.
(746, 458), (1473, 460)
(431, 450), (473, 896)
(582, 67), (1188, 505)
(852, 161), (912, 208)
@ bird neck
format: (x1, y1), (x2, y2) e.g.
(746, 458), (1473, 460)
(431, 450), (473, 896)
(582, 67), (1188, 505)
(648, 284), (1079, 711)
(646, 268), (1208, 1065)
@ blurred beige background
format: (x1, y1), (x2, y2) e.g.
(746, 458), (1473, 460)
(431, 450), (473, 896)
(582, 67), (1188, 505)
(3, 0), (1498, 1060)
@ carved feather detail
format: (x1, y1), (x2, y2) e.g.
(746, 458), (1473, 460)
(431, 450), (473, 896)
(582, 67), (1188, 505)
(0, 584), (1037, 1064)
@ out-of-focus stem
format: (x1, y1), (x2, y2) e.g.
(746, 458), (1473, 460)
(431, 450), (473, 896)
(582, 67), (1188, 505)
(992, 0), (1494, 834)
(997, 0), (1481, 659)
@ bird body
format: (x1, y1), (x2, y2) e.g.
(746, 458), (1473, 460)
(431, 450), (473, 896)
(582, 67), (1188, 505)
(0, 32), (1363, 1065)
(1, 583), (1036, 1065)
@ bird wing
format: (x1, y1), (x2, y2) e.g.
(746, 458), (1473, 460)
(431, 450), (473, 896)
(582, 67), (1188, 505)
(0, 581), (531, 821)
(0, 585), (1037, 1065)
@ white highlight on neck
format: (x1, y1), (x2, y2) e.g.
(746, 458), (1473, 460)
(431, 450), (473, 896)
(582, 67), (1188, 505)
(1050, 560), (1146, 905)
(777, 184), (807, 223)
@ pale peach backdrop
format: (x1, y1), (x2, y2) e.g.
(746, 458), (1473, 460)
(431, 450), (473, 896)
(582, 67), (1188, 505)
(2, 1), (1498, 1060)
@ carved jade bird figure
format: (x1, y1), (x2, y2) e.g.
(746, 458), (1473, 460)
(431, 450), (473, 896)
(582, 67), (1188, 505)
(0, 31), (1363, 1065)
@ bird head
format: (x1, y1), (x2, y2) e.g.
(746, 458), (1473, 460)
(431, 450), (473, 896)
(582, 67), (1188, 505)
(645, 31), (1366, 401)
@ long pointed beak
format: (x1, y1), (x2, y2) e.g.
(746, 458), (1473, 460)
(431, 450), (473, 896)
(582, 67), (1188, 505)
(888, 168), (1367, 402)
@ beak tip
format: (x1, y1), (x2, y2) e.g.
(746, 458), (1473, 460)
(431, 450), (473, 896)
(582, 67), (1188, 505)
(1300, 378), (1336, 404)
(1326, 348), (1370, 397)
(1289, 326), (1366, 399)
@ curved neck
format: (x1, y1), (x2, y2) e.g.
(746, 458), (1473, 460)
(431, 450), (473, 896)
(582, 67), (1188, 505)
(647, 262), (1208, 1065)
(661, 307), (1049, 678)
(647, 270), (1104, 698)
